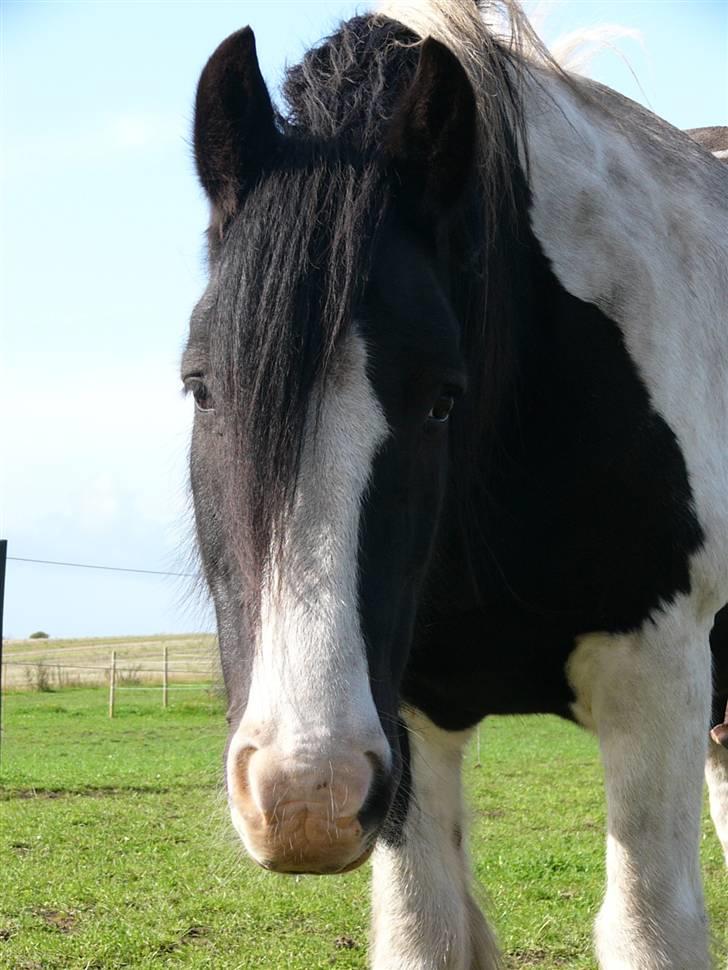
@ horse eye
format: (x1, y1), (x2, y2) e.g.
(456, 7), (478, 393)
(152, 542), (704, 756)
(428, 394), (455, 423)
(185, 377), (214, 413)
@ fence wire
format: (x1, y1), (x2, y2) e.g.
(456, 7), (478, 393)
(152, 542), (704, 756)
(4, 661), (210, 673)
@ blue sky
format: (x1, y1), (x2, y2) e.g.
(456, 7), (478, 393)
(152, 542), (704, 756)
(2, 1), (726, 638)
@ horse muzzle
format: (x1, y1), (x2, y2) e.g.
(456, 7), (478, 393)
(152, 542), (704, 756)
(227, 738), (390, 874)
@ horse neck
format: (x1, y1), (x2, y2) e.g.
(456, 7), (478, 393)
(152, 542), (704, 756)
(521, 66), (728, 535)
(429, 66), (728, 613)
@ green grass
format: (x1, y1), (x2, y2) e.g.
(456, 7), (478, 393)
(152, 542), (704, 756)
(1, 689), (726, 969)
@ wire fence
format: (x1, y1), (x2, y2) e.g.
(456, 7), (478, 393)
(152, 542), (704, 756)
(3, 646), (220, 716)
(3, 652), (217, 681)
(4, 661), (211, 674)
(6, 555), (195, 578)
(0, 546), (221, 757)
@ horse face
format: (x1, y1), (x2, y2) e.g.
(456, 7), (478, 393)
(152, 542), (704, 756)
(186, 25), (475, 874)
(185, 230), (463, 875)
(186, 283), (397, 875)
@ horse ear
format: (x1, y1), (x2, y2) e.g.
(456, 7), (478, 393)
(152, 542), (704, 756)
(194, 27), (278, 229)
(385, 38), (477, 215)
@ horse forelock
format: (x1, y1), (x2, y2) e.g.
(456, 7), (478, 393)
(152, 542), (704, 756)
(208, 157), (383, 603)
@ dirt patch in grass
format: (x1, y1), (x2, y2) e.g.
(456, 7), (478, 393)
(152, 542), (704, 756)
(34, 908), (78, 933)
(156, 924), (212, 954)
(2, 783), (211, 801)
(509, 952), (571, 967)
(510, 949), (548, 965)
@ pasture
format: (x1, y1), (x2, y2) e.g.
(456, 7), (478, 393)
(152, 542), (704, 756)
(1, 682), (726, 969)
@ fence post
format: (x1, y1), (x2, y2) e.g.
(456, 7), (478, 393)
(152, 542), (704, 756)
(0, 539), (7, 766)
(162, 645), (168, 709)
(108, 650), (116, 719)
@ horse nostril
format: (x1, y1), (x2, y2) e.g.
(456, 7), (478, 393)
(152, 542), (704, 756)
(358, 753), (393, 833)
(234, 744), (258, 771)
(365, 750), (386, 774)
(229, 744), (258, 804)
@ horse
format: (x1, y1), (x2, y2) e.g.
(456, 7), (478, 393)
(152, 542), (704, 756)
(183, 2), (728, 966)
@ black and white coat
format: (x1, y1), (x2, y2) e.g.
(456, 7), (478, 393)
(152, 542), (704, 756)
(186, 3), (728, 968)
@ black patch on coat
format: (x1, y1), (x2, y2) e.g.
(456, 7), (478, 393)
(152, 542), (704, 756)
(357, 170), (704, 838)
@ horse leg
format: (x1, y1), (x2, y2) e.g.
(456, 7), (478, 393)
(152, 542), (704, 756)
(568, 599), (711, 970)
(706, 605), (728, 865)
(370, 710), (500, 970)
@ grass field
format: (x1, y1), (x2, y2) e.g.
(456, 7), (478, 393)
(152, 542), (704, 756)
(1, 686), (726, 970)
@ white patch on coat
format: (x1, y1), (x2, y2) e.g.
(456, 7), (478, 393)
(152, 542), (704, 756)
(705, 738), (728, 866)
(567, 595), (712, 969)
(229, 331), (391, 768)
(370, 711), (500, 970)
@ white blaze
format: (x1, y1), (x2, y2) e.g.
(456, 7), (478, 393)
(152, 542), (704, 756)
(230, 331), (391, 765)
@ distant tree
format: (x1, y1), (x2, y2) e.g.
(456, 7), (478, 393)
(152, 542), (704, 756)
(29, 630), (50, 639)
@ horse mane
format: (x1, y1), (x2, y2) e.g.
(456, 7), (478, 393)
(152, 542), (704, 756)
(377, 0), (556, 68)
(376, 0), (553, 219)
